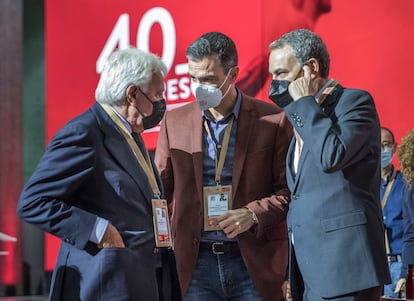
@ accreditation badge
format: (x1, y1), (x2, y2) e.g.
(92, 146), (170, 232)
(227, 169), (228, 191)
(203, 185), (232, 231)
(152, 199), (173, 247)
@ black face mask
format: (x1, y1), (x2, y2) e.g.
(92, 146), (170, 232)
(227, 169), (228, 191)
(268, 80), (293, 108)
(142, 98), (166, 130)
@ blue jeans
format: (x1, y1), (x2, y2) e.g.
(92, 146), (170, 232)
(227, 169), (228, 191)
(383, 255), (402, 298)
(183, 244), (263, 301)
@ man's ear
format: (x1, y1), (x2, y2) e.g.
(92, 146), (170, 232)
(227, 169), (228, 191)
(392, 142), (398, 154)
(230, 66), (240, 82)
(125, 85), (138, 104)
(307, 58), (320, 77)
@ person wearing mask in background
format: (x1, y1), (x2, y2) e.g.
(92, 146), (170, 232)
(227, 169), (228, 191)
(395, 129), (414, 297)
(155, 31), (292, 301)
(268, 29), (390, 301)
(17, 48), (181, 301)
(380, 127), (406, 298)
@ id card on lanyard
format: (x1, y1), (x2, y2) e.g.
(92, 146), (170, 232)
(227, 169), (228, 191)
(203, 185), (232, 230)
(203, 115), (234, 231)
(152, 199), (173, 247)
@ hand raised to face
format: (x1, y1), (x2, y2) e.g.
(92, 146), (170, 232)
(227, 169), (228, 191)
(288, 64), (322, 101)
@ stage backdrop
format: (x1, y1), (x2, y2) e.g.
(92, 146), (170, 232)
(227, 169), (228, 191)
(43, 0), (414, 270)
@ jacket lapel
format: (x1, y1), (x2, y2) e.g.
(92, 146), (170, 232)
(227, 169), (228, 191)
(320, 83), (343, 116)
(188, 104), (204, 205)
(292, 146), (308, 193)
(232, 96), (254, 201)
(286, 138), (296, 190)
(286, 136), (308, 195)
(290, 83), (344, 190)
(91, 103), (153, 203)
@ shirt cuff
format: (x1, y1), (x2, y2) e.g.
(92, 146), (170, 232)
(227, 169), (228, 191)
(89, 217), (109, 244)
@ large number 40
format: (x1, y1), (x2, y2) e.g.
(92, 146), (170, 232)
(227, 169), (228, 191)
(96, 7), (176, 74)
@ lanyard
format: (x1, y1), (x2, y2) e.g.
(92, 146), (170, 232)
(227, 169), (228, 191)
(382, 168), (397, 254)
(100, 103), (161, 198)
(203, 115), (234, 185)
(381, 169), (397, 209)
(317, 79), (338, 106)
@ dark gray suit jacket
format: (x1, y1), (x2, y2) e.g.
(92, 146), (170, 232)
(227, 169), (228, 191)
(284, 83), (391, 298)
(17, 103), (180, 301)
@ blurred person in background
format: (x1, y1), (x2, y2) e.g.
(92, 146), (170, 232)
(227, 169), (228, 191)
(380, 127), (406, 298)
(395, 129), (414, 297)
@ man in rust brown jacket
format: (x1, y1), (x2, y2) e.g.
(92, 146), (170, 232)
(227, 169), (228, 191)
(155, 31), (292, 301)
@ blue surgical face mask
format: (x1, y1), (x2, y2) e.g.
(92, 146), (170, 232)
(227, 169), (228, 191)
(381, 147), (393, 168)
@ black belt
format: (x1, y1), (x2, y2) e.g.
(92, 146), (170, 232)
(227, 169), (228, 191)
(199, 241), (240, 255)
(387, 254), (401, 263)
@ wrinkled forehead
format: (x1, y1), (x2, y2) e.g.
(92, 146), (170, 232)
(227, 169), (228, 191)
(269, 46), (300, 72)
(188, 55), (226, 79)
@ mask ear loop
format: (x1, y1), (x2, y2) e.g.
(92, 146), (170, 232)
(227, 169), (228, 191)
(221, 82), (232, 99)
(218, 67), (234, 99)
(135, 86), (154, 117)
(218, 67), (234, 89)
(137, 87), (153, 105)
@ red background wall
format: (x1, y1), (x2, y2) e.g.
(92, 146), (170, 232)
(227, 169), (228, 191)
(315, 0), (414, 143)
(42, 0), (414, 270)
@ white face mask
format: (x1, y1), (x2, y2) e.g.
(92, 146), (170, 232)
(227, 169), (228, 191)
(190, 68), (233, 111)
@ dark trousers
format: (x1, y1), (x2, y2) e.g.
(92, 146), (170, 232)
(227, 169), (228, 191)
(156, 248), (182, 301)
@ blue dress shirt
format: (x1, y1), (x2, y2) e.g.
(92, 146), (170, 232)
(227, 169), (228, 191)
(381, 167), (405, 255)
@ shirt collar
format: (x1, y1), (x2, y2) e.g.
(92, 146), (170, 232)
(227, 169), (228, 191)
(383, 165), (396, 183)
(110, 106), (133, 133)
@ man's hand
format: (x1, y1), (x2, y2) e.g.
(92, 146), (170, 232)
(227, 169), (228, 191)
(288, 65), (322, 101)
(97, 223), (125, 248)
(214, 208), (255, 238)
(282, 280), (293, 301)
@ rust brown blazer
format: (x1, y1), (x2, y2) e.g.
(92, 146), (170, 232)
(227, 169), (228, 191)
(155, 92), (292, 301)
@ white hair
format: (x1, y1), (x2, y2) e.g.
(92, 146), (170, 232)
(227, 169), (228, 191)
(95, 48), (167, 105)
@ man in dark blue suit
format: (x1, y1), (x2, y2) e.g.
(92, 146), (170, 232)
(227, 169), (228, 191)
(268, 29), (391, 301)
(17, 48), (180, 301)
